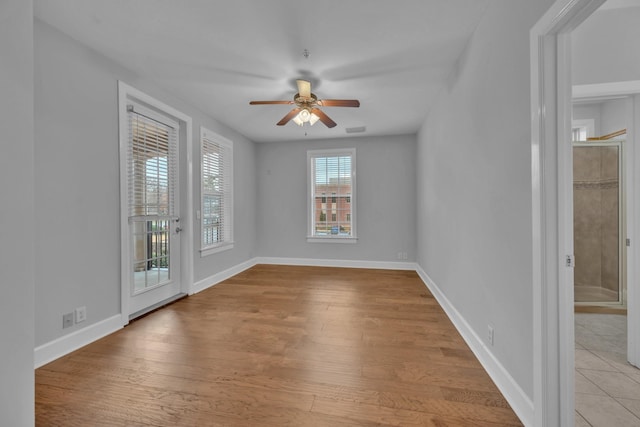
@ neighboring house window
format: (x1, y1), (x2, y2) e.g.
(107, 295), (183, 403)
(308, 148), (356, 242)
(201, 127), (233, 255)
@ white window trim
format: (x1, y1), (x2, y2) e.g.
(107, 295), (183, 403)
(201, 243), (233, 257)
(200, 127), (234, 257)
(307, 148), (357, 243)
(306, 236), (358, 244)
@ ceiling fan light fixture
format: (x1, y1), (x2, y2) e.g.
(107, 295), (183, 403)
(298, 108), (311, 122)
(293, 108), (316, 126)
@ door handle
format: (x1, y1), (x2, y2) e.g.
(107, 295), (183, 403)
(175, 227), (183, 233)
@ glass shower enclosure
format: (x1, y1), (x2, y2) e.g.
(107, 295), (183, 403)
(573, 141), (625, 305)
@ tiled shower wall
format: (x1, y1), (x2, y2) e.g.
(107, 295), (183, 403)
(574, 145), (620, 302)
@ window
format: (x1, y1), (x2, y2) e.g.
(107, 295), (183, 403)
(126, 103), (179, 293)
(201, 127), (233, 255)
(308, 148), (356, 242)
(572, 119), (595, 141)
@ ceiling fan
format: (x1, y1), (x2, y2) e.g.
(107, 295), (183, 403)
(249, 79), (360, 128)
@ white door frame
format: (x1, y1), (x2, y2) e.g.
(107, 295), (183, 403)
(533, 2), (640, 424)
(117, 81), (194, 325)
(573, 87), (640, 369)
(632, 95), (640, 368)
(531, 0), (606, 425)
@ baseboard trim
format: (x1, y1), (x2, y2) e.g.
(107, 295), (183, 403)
(255, 256), (417, 271)
(415, 265), (534, 427)
(190, 258), (258, 294)
(34, 314), (122, 369)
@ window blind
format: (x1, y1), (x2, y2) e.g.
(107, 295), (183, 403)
(309, 149), (355, 238)
(201, 128), (233, 248)
(127, 105), (178, 219)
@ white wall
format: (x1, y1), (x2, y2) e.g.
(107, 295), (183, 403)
(0, 0), (35, 424)
(256, 135), (417, 263)
(572, 6), (640, 86)
(34, 20), (257, 347)
(416, 0), (554, 401)
(573, 98), (629, 137)
(573, 103), (602, 136)
(601, 98), (629, 135)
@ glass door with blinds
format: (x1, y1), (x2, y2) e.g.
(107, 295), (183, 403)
(126, 102), (182, 317)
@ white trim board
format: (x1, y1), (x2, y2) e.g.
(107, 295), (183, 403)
(415, 266), (533, 427)
(255, 256), (416, 271)
(573, 80), (640, 100)
(34, 314), (122, 369)
(191, 258), (257, 294)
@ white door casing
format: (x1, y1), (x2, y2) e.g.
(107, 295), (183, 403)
(118, 81), (194, 323)
(531, 0), (607, 425)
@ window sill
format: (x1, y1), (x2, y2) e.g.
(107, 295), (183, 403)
(200, 242), (234, 257)
(307, 236), (358, 244)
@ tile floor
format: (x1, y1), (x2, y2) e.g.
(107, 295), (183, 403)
(575, 313), (640, 426)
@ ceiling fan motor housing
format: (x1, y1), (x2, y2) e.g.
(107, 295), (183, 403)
(294, 92), (318, 109)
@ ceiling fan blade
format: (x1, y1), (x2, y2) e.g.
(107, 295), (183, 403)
(318, 99), (360, 107)
(277, 108), (302, 126)
(297, 80), (311, 98)
(250, 100), (294, 105)
(310, 108), (337, 128)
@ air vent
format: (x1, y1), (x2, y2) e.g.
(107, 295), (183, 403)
(345, 126), (366, 134)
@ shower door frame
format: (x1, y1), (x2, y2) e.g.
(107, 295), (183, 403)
(572, 140), (626, 306)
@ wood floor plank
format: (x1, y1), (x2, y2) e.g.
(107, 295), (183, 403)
(36, 265), (522, 426)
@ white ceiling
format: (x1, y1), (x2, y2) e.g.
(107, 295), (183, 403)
(600, 0), (640, 9)
(35, 0), (490, 142)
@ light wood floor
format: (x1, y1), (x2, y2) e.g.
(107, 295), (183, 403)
(36, 265), (523, 426)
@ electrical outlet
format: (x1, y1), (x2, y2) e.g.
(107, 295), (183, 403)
(402, 252), (408, 260)
(75, 306), (87, 323)
(488, 325), (495, 346)
(63, 312), (74, 329)
(397, 251), (403, 260)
